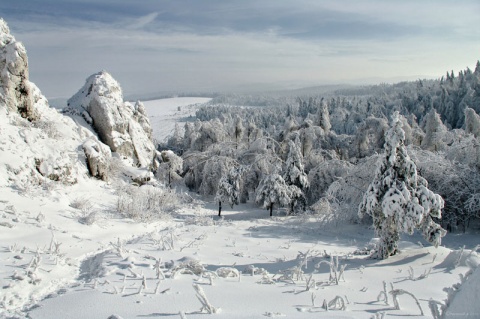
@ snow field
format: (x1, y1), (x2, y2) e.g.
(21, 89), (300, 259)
(142, 97), (212, 143)
(24, 202), (479, 319)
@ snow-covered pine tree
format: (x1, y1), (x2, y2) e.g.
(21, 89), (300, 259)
(255, 173), (294, 216)
(283, 138), (309, 213)
(233, 115), (244, 148)
(316, 100), (331, 133)
(215, 165), (244, 216)
(421, 109), (447, 151)
(359, 111), (446, 259)
(464, 107), (480, 138)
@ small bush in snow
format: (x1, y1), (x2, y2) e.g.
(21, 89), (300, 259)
(70, 197), (97, 225)
(116, 184), (179, 221)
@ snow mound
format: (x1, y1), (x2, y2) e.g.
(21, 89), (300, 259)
(436, 247), (480, 270)
(67, 71), (157, 170)
(445, 266), (480, 319)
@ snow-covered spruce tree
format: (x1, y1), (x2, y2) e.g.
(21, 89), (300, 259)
(421, 108), (447, 151)
(316, 100), (331, 133)
(359, 111), (446, 259)
(464, 107), (480, 138)
(255, 173), (295, 217)
(283, 138), (309, 213)
(215, 165), (244, 216)
(233, 115), (244, 149)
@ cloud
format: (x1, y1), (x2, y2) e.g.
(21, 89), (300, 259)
(126, 12), (159, 30)
(0, 0), (478, 98)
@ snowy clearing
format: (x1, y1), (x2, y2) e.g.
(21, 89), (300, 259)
(142, 97), (212, 143)
(2, 197), (477, 319)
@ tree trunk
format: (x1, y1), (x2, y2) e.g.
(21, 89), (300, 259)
(269, 202), (273, 217)
(218, 201), (222, 216)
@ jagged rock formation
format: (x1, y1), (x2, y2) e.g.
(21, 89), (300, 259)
(0, 18), (39, 121)
(67, 71), (157, 170)
(0, 18), (97, 187)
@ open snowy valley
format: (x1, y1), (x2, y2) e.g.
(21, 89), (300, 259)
(1, 16), (480, 319)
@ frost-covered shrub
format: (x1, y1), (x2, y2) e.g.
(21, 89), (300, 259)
(70, 197), (97, 225)
(359, 112), (446, 259)
(33, 120), (61, 139)
(116, 185), (179, 221)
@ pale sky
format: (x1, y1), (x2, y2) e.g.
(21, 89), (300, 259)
(1, 0), (479, 98)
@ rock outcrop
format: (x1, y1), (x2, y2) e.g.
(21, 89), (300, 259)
(0, 18), (96, 187)
(67, 71), (157, 170)
(82, 136), (111, 181)
(0, 18), (39, 121)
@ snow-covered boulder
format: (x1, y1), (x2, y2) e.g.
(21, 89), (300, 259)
(83, 136), (111, 181)
(67, 71), (157, 170)
(0, 18), (39, 121)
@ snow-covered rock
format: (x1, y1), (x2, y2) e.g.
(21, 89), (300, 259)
(82, 136), (111, 181)
(67, 71), (157, 170)
(0, 18), (39, 121)
(0, 19), (96, 187)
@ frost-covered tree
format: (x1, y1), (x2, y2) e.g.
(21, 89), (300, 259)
(215, 166), (244, 216)
(157, 150), (183, 187)
(284, 139), (309, 188)
(359, 112), (446, 259)
(233, 115), (244, 148)
(255, 173), (294, 216)
(421, 109), (447, 151)
(316, 100), (331, 133)
(414, 148), (480, 232)
(200, 155), (237, 196)
(283, 138), (309, 213)
(464, 107), (480, 138)
(168, 122), (184, 151)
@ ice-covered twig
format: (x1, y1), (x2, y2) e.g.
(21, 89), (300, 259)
(390, 287), (424, 315)
(154, 257), (165, 279)
(377, 281), (389, 305)
(305, 274), (316, 291)
(327, 296), (347, 310)
(428, 299), (444, 319)
(193, 284), (219, 314)
(454, 246), (465, 268)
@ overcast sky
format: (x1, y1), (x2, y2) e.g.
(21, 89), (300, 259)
(1, 0), (479, 98)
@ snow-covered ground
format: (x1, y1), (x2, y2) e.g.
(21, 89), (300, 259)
(1, 97), (479, 319)
(142, 97), (212, 143)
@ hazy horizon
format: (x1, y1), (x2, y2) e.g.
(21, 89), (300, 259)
(1, 0), (479, 99)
